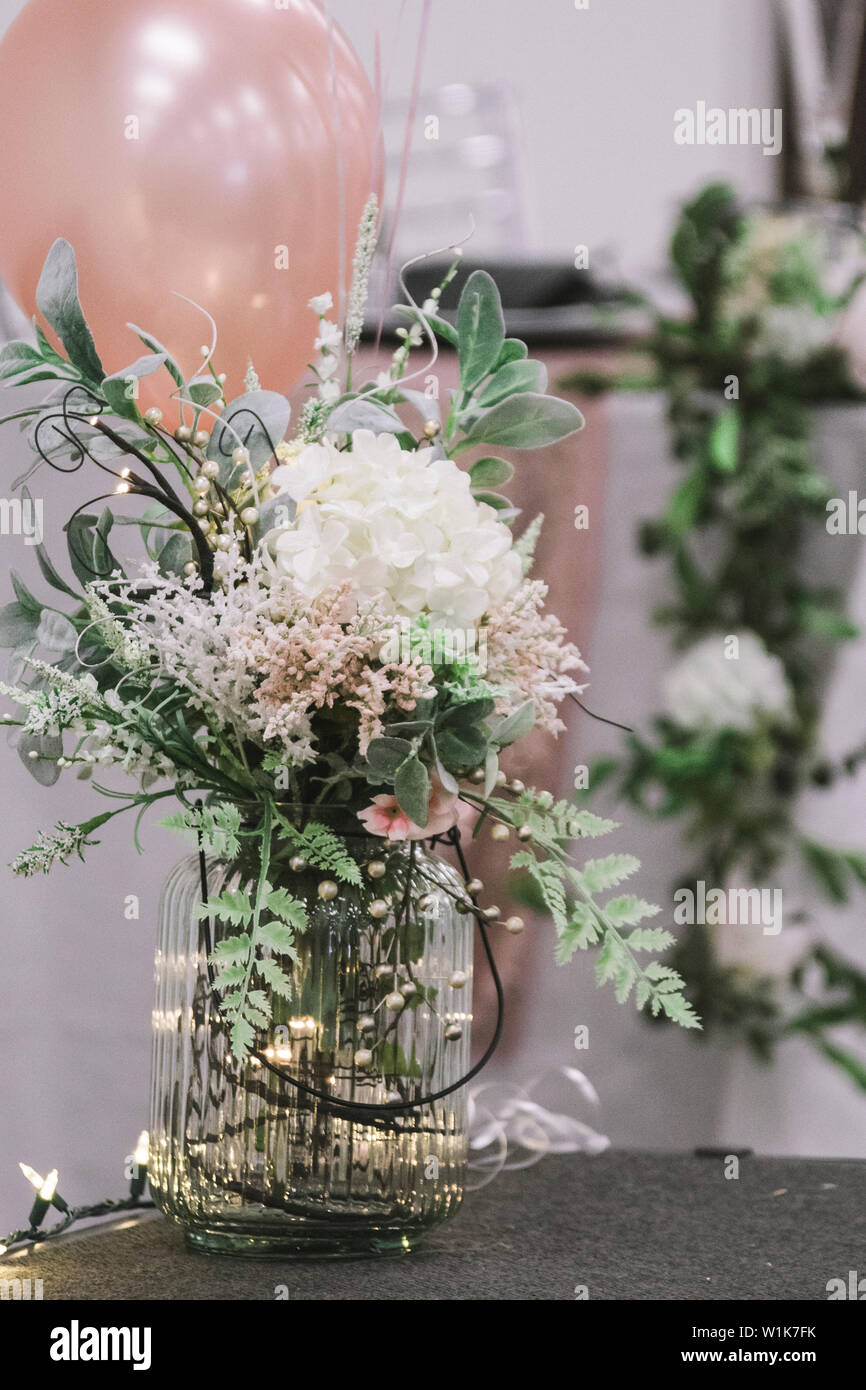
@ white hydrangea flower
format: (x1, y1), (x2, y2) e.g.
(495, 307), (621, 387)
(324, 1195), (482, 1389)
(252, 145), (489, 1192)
(663, 631), (793, 734)
(268, 430), (523, 627)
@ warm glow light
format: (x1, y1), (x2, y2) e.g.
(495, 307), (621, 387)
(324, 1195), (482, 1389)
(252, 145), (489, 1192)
(19, 1163), (43, 1191)
(39, 1170), (58, 1202)
(133, 1132), (149, 1168)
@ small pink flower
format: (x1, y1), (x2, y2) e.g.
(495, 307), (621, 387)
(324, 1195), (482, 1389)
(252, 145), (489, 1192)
(358, 795), (417, 841)
(358, 776), (474, 842)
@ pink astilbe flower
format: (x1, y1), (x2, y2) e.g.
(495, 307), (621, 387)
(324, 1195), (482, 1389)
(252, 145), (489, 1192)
(484, 580), (588, 734)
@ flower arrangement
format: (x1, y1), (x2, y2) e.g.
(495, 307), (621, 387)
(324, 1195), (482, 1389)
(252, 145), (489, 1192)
(563, 183), (866, 1079)
(0, 215), (700, 1088)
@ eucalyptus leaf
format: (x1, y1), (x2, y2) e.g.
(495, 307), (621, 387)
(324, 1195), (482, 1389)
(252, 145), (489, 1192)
(36, 610), (77, 654)
(496, 338), (529, 367)
(457, 270), (505, 392)
(473, 491), (515, 512)
(35, 239), (104, 385)
(469, 457), (515, 489)
(17, 731), (62, 786)
(398, 388), (441, 424)
(157, 532), (194, 578)
(65, 509), (122, 588)
(128, 324), (185, 389)
(457, 393), (584, 451)
(366, 736), (414, 780)
(10, 572), (43, 621)
(475, 358), (547, 408)
(395, 305), (457, 347)
(0, 603), (39, 649)
(490, 700), (535, 748)
(208, 390), (291, 483)
(102, 353), (168, 420)
(22, 487), (79, 599)
(434, 725), (488, 770)
(394, 754), (430, 826)
(327, 396), (404, 435)
(181, 376), (224, 409)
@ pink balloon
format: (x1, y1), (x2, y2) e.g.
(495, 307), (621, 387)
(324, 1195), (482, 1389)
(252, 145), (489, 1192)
(0, 0), (381, 405)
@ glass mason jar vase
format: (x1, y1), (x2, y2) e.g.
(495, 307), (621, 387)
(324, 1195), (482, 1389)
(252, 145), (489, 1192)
(149, 807), (473, 1258)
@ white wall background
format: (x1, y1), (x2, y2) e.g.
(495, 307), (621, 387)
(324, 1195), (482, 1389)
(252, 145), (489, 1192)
(0, 0), (815, 1237)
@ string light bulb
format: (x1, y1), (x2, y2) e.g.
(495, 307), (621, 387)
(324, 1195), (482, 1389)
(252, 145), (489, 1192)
(23, 1167), (59, 1228)
(129, 1131), (149, 1200)
(19, 1162), (69, 1216)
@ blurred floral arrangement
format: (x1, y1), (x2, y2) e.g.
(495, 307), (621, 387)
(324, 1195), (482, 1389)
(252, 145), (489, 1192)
(0, 216), (701, 1084)
(564, 184), (866, 1082)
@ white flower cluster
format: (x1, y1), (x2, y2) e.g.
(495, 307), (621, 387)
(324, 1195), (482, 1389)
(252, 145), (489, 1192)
(308, 291), (342, 404)
(663, 631), (793, 735)
(718, 213), (866, 367)
(268, 430), (523, 628)
(0, 663), (101, 737)
(11, 821), (96, 876)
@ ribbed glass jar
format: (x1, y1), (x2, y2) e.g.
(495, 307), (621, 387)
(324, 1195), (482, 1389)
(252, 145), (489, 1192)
(149, 812), (473, 1258)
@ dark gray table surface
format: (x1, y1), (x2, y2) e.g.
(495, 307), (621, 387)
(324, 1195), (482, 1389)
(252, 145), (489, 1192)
(3, 1151), (863, 1301)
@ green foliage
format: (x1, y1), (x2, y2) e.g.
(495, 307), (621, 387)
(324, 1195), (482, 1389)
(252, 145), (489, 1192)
(274, 815), (362, 885)
(162, 802), (241, 860)
(588, 182), (866, 1079)
(457, 269), (506, 391)
(201, 874), (304, 1063)
(498, 788), (699, 1029)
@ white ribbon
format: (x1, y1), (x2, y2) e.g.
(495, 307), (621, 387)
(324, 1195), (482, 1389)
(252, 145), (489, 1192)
(466, 1066), (609, 1190)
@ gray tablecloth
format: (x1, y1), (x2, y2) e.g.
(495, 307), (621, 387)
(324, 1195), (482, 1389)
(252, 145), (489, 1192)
(3, 1150), (863, 1301)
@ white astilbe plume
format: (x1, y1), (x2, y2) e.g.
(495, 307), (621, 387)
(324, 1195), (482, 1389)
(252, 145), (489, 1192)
(0, 663), (102, 737)
(84, 585), (148, 669)
(11, 821), (100, 877)
(344, 193), (380, 356)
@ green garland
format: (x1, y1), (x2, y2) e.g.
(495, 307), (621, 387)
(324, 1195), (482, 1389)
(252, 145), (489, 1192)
(563, 184), (866, 1084)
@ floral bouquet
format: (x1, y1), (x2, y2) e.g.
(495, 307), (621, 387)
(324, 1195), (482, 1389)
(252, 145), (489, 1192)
(0, 208), (697, 1256)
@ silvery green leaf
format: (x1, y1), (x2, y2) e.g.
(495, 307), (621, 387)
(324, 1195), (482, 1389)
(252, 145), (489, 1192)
(0, 341), (76, 386)
(469, 456), (514, 488)
(458, 393), (584, 451)
(35, 239), (104, 385)
(157, 532), (194, 578)
(327, 396), (404, 435)
(490, 700), (535, 748)
(496, 338), (529, 367)
(102, 353), (168, 419)
(366, 736), (413, 779)
(208, 390), (291, 483)
(398, 388), (441, 424)
(254, 494), (295, 538)
(475, 358), (547, 408)
(457, 270), (505, 392)
(17, 730), (62, 786)
(395, 753), (430, 826)
(127, 324), (184, 388)
(0, 603), (39, 648)
(36, 610), (77, 654)
(181, 376), (224, 409)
